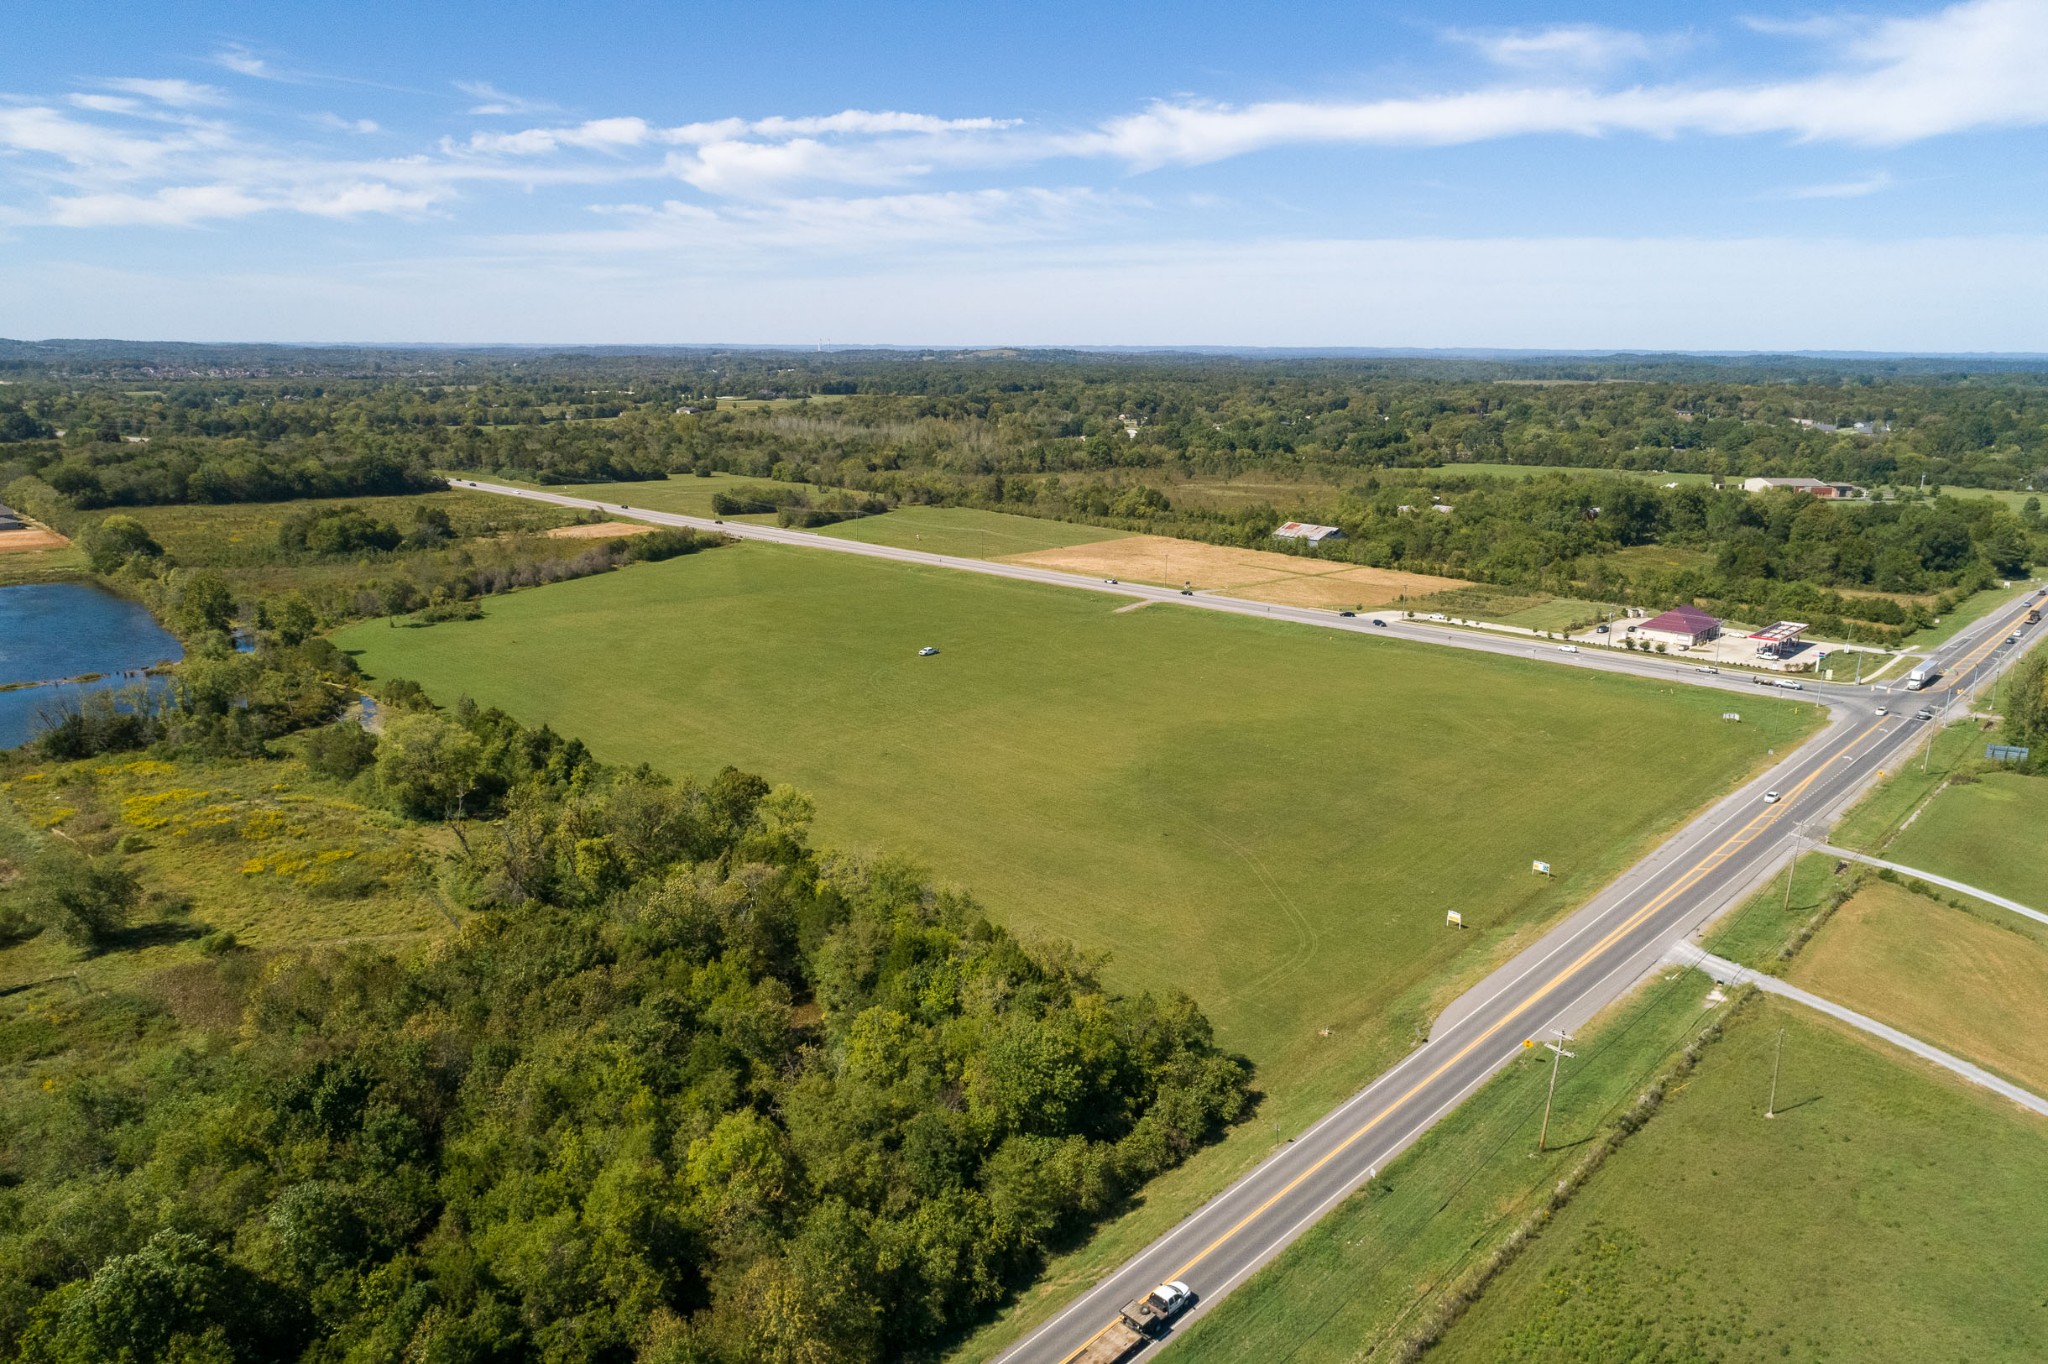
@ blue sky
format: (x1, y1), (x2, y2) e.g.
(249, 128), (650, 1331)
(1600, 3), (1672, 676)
(3, 0), (2046, 348)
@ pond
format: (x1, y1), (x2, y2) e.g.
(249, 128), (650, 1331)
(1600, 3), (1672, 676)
(0, 583), (184, 750)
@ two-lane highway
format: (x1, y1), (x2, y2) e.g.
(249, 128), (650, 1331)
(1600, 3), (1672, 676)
(448, 479), (2039, 1362)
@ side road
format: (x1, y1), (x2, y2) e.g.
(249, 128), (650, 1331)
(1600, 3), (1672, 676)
(1671, 946), (2048, 1119)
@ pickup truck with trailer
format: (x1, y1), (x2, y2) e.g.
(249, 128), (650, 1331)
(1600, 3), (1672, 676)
(1063, 1283), (1194, 1364)
(1904, 663), (1939, 691)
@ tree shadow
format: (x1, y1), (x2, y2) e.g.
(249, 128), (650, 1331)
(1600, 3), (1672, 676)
(101, 919), (208, 953)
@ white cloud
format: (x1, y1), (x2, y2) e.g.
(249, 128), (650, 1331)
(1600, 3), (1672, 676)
(311, 113), (381, 135)
(213, 45), (274, 79)
(455, 80), (556, 116)
(1785, 170), (1895, 198)
(459, 116), (653, 156)
(1445, 24), (1676, 72)
(1082, 0), (2048, 164)
(100, 78), (228, 108)
(43, 183), (268, 227)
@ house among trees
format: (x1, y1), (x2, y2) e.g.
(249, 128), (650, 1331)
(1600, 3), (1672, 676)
(1273, 521), (1344, 544)
(1636, 604), (1722, 648)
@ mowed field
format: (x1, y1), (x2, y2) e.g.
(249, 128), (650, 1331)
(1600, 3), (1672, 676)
(1789, 880), (2048, 1095)
(818, 505), (1130, 559)
(1428, 999), (2048, 1363)
(1004, 534), (1468, 610)
(339, 542), (1809, 1113)
(1883, 770), (2048, 909)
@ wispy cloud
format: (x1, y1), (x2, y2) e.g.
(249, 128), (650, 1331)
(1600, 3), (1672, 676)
(1784, 170), (1895, 198)
(1444, 24), (1683, 73)
(212, 45), (275, 79)
(455, 80), (557, 117)
(100, 78), (228, 108)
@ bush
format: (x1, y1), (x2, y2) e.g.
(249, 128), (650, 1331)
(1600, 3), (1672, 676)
(78, 514), (164, 574)
(18, 844), (137, 950)
(33, 689), (163, 760)
(302, 721), (378, 781)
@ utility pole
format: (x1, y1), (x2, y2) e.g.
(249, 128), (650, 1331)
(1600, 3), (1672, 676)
(1538, 1029), (1577, 1153)
(1766, 1025), (1786, 1118)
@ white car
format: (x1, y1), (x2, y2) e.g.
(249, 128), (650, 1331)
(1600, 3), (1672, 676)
(1777, 680), (1803, 690)
(918, 646), (938, 657)
(1694, 665), (1718, 674)
(1875, 705), (1889, 715)
(1560, 644), (1579, 654)
(1763, 790), (1781, 803)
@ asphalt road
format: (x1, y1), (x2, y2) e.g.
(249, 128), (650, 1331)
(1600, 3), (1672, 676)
(451, 480), (2039, 1362)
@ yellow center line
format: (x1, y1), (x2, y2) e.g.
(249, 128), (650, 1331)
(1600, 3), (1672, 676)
(1142, 716), (1885, 1290)
(1940, 607), (2023, 690)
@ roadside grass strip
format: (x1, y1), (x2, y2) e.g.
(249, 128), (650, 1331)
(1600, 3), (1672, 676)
(1427, 999), (2048, 1364)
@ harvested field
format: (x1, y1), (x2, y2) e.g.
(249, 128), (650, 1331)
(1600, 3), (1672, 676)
(1002, 533), (1465, 605)
(0, 524), (69, 553)
(545, 520), (655, 540)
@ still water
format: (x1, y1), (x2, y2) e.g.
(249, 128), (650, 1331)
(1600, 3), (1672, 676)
(0, 583), (183, 749)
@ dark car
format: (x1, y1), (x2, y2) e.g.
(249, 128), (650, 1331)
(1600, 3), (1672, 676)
(1339, 610), (1356, 617)
(1595, 624), (1610, 633)
(1371, 618), (1387, 627)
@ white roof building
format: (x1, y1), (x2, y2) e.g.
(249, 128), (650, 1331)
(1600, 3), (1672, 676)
(1274, 521), (1344, 544)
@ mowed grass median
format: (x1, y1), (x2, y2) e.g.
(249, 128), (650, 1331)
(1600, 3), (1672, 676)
(339, 542), (1811, 1114)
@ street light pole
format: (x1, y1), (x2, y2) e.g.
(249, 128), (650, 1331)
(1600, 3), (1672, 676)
(1538, 1029), (1577, 1153)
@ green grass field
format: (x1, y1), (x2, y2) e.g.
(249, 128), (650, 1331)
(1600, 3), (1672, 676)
(338, 544), (1810, 1113)
(1404, 586), (1616, 633)
(1427, 996), (2048, 1363)
(1790, 879), (2048, 1096)
(1169, 968), (1732, 1364)
(1829, 719), (1987, 852)
(1905, 577), (2039, 649)
(816, 505), (1129, 560)
(1883, 771), (2048, 910)
(1701, 851), (1859, 973)
(458, 470), (825, 523)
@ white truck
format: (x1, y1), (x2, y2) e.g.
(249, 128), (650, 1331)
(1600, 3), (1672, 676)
(1904, 663), (1939, 691)
(1064, 1283), (1194, 1364)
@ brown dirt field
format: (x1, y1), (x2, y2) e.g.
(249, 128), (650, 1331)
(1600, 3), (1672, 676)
(1002, 534), (1466, 607)
(0, 525), (70, 554)
(545, 520), (655, 540)
(1787, 880), (2048, 1095)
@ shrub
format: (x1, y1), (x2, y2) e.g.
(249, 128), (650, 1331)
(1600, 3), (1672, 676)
(302, 721), (378, 781)
(18, 844), (137, 950)
(78, 514), (164, 574)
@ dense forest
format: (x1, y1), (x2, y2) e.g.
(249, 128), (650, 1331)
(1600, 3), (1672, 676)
(1, 634), (1250, 1363)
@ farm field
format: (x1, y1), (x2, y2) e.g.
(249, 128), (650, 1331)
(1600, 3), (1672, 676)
(1168, 968), (1728, 1364)
(1427, 998), (2048, 1364)
(1788, 880), (2048, 1095)
(817, 504), (1129, 559)
(1003, 533), (1468, 608)
(1882, 770), (2048, 912)
(338, 542), (1809, 1119)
